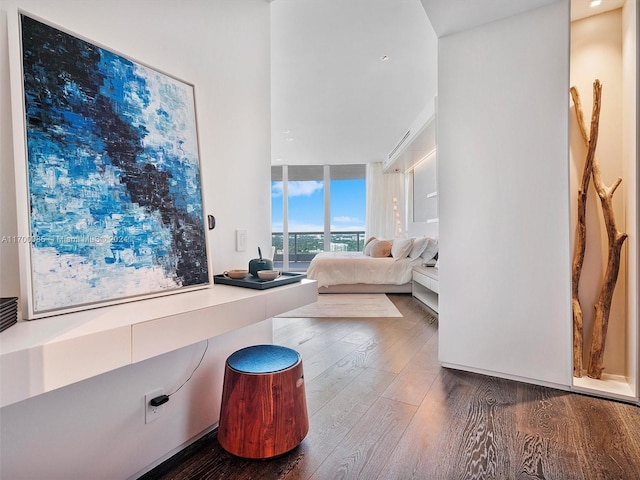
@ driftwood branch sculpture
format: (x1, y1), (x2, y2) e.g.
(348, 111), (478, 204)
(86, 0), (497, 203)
(587, 153), (628, 377)
(570, 80), (629, 379)
(569, 81), (600, 377)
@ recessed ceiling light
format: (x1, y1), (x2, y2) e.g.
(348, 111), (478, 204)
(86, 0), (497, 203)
(589, 0), (601, 7)
(381, 55), (389, 61)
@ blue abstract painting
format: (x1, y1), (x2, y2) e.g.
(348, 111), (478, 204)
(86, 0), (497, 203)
(19, 14), (209, 315)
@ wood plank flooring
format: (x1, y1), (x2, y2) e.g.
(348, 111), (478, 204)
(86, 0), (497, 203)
(140, 294), (640, 480)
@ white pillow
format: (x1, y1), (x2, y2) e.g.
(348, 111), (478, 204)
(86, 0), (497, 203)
(421, 238), (438, 261)
(363, 237), (376, 256)
(408, 236), (429, 259)
(391, 237), (413, 260)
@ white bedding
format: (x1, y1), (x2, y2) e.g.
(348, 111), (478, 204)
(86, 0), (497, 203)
(307, 251), (423, 288)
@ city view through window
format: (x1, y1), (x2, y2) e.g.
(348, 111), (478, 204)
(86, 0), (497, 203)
(271, 165), (366, 269)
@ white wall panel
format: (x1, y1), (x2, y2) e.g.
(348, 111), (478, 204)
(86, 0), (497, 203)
(438, 1), (573, 386)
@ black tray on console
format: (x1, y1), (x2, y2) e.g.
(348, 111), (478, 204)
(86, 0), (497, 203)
(214, 272), (306, 290)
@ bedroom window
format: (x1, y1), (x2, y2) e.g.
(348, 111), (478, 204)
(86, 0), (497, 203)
(330, 169), (366, 251)
(272, 164), (365, 271)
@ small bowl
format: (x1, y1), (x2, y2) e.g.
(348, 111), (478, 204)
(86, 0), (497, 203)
(224, 269), (249, 279)
(257, 270), (281, 280)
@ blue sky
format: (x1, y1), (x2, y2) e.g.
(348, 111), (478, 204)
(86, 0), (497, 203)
(271, 179), (365, 232)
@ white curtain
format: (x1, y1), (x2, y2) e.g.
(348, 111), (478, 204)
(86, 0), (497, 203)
(365, 162), (406, 240)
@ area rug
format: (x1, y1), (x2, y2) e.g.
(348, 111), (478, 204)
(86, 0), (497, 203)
(276, 293), (402, 318)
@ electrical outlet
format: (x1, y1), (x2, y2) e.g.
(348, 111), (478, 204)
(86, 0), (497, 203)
(145, 388), (164, 424)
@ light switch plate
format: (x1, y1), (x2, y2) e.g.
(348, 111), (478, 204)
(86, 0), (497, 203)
(236, 230), (247, 252)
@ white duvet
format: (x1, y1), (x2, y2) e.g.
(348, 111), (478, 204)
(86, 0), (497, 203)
(306, 251), (422, 288)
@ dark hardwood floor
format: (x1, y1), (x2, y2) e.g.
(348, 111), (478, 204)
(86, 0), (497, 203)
(140, 294), (640, 480)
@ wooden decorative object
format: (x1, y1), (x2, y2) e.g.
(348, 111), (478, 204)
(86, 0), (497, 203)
(569, 82), (599, 377)
(218, 346), (309, 459)
(570, 81), (629, 379)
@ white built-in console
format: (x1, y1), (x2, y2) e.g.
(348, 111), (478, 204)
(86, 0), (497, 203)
(412, 265), (438, 313)
(0, 280), (317, 408)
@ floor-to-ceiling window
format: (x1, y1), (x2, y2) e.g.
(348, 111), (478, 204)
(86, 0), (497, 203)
(329, 167), (366, 252)
(272, 164), (366, 271)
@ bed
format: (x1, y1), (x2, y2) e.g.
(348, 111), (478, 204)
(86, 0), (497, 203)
(306, 236), (438, 294)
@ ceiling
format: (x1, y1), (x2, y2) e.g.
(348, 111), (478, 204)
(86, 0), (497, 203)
(270, 0), (626, 167)
(270, 0), (437, 166)
(419, 0), (561, 37)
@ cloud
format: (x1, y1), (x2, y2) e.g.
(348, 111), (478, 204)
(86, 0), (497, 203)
(272, 222), (364, 233)
(272, 223), (364, 236)
(271, 181), (323, 198)
(333, 215), (361, 224)
(288, 222), (324, 232)
(271, 182), (283, 197)
(330, 224), (365, 232)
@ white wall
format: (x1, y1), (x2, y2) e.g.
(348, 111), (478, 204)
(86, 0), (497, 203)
(0, 0), (272, 478)
(438, 1), (573, 387)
